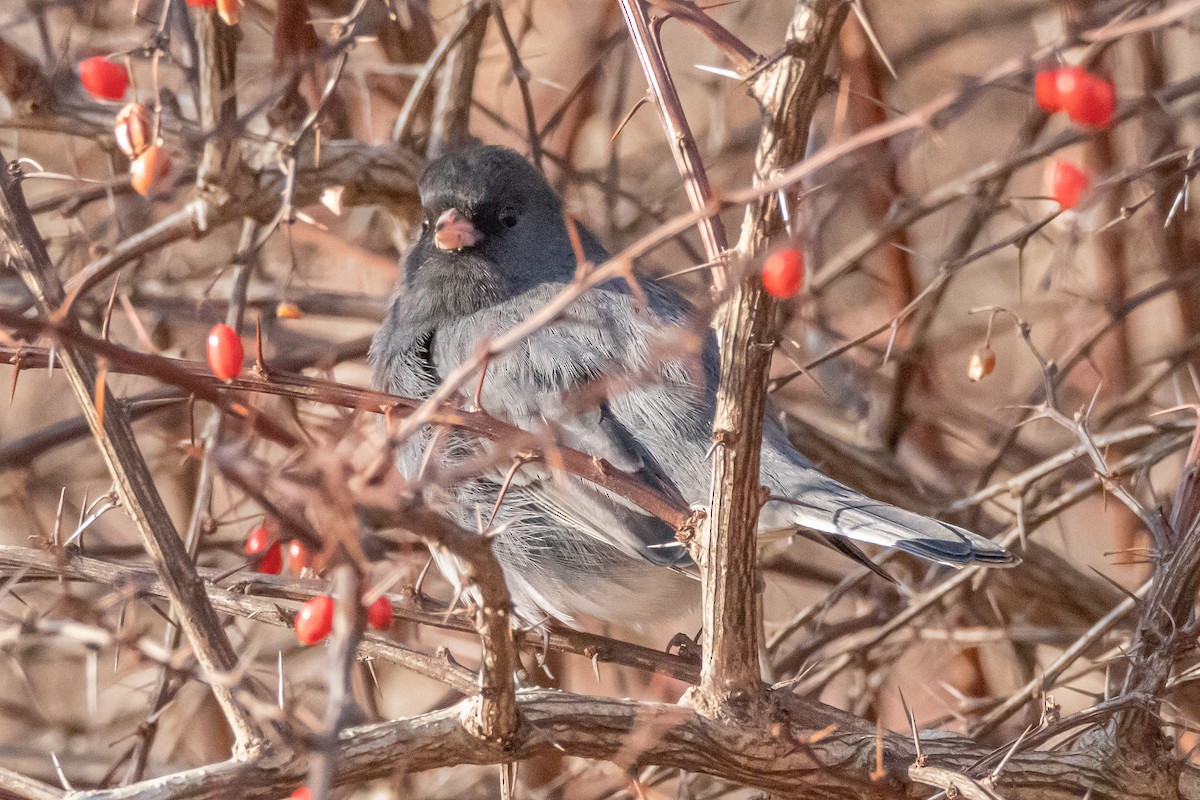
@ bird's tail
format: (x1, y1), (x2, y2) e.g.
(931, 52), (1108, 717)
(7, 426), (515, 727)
(760, 452), (1016, 568)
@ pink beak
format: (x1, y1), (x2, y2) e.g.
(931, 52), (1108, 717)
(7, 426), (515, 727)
(433, 208), (481, 251)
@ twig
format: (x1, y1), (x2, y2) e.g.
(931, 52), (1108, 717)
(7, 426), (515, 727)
(617, 0), (730, 291)
(308, 565), (366, 800)
(126, 220), (260, 784)
(971, 580), (1150, 737)
(354, 488), (521, 747)
(193, 5), (240, 189)
(645, 0), (759, 73)
(0, 542), (694, 687)
(0, 336), (372, 470)
(490, 1), (542, 171)
(0, 766), (62, 800)
(426, 1), (488, 158)
(390, 3), (491, 144)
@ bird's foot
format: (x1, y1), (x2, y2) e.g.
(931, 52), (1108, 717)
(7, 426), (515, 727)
(666, 630), (703, 664)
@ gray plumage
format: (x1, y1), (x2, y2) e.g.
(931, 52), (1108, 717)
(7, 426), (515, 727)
(370, 145), (1014, 627)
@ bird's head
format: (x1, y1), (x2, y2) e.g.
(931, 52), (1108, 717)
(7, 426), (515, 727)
(404, 146), (590, 310)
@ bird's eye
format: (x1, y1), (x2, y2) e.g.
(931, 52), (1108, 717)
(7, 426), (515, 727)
(498, 205), (520, 229)
(421, 214), (431, 234)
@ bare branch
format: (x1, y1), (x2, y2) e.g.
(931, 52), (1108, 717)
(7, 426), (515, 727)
(697, 0), (848, 716)
(617, 0), (730, 290)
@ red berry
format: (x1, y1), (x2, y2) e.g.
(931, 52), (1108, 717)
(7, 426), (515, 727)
(244, 525), (272, 555)
(245, 527), (283, 574)
(290, 789), (311, 800)
(295, 596), (334, 645)
(1034, 69), (1061, 112)
(1051, 66), (1088, 106)
(129, 145), (173, 197)
(206, 323), (244, 380)
(256, 542), (283, 574)
(1046, 160), (1090, 210)
(366, 595), (393, 631)
(185, 0), (218, 7)
(79, 56), (128, 101)
(1063, 72), (1115, 128)
(287, 540), (311, 572)
(761, 248), (805, 299)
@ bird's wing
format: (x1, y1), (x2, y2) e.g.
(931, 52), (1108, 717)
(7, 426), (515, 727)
(429, 283), (693, 568)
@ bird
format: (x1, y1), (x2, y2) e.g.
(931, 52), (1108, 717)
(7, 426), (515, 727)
(370, 144), (1015, 628)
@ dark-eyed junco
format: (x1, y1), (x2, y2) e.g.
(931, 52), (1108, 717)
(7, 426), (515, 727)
(370, 145), (1014, 626)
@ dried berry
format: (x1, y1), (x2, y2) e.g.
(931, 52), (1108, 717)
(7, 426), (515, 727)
(967, 347), (997, 382)
(114, 103), (152, 158)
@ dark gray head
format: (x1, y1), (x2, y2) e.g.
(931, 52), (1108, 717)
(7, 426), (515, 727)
(404, 146), (596, 311)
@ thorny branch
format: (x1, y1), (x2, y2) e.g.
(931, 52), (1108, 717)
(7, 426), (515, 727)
(1, 1), (1200, 798)
(0, 158), (270, 755)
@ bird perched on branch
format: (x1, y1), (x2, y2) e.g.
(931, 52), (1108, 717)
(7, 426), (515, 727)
(370, 145), (1015, 627)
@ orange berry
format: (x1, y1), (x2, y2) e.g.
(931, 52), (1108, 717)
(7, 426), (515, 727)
(1034, 69), (1061, 112)
(287, 540), (311, 572)
(256, 542), (283, 574)
(244, 525), (271, 555)
(1062, 71), (1115, 128)
(130, 146), (173, 197)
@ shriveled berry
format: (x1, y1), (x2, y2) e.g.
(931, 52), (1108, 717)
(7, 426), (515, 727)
(114, 103), (152, 158)
(762, 248), (804, 300)
(206, 323), (244, 381)
(275, 301), (304, 319)
(967, 347), (997, 382)
(295, 595), (334, 645)
(217, 0), (240, 24)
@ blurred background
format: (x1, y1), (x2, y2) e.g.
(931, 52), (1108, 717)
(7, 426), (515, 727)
(0, 0), (1198, 797)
